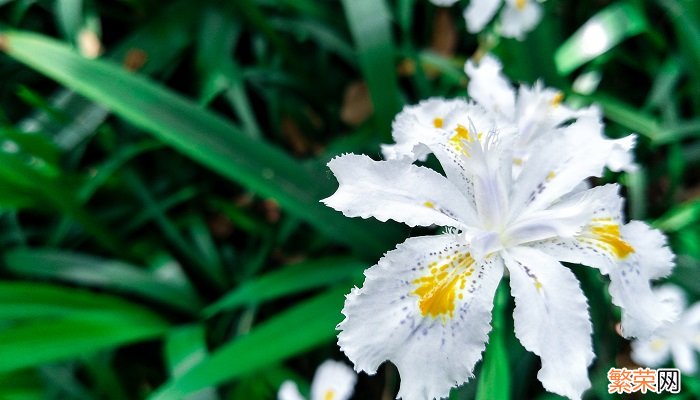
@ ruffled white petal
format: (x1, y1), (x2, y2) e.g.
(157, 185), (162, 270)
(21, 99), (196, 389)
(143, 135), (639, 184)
(463, 0), (502, 33)
(323, 154), (477, 228)
(605, 135), (638, 172)
(465, 55), (516, 119)
(631, 337), (671, 368)
(338, 234), (504, 400)
(610, 221), (676, 338)
(508, 117), (610, 217)
(619, 221), (675, 280)
(671, 342), (697, 374)
(503, 246), (594, 400)
(530, 184), (625, 273)
(498, 0), (543, 40)
(310, 360), (356, 400)
(278, 381), (306, 400)
(382, 98), (469, 162)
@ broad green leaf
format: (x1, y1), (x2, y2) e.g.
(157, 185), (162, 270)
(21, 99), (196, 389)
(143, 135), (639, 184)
(4, 248), (202, 314)
(165, 325), (218, 400)
(0, 281), (167, 321)
(149, 288), (346, 399)
(341, 0), (402, 139)
(555, 3), (647, 75)
(165, 324), (208, 378)
(659, 0), (700, 113)
(0, 282), (169, 372)
(204, 257), (365, 316)
(0, 31), (400, 258)
(475, 284), (510, 400)
(654, 200), (700, 233)
(0, 317), (167, 373)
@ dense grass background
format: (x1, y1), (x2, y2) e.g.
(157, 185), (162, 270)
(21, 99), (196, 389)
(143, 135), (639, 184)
(0, 0), (698, 399)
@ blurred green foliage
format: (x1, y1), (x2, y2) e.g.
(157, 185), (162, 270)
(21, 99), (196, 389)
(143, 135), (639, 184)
(0, 0), (698, 399)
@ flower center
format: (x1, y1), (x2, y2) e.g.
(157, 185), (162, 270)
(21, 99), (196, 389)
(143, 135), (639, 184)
(516, 0), (527, 10)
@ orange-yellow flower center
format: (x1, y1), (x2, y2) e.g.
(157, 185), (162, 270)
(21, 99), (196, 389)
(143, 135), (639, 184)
(516, 0), (527, 10)
(433, 117), (444, 128)
(324, 390), (335, 400)
(412, 253), (475, 321)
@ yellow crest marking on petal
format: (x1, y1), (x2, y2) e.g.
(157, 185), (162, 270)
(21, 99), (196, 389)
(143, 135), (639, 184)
(513, 158), (523, 166)
(590, 223), (635, 259)
(423, 201), (435, 209)
(324, 390), (335, 400)
(546, 171), (556, 181)
(449, 124), (473, 155)
(412, 253), (475, 321)
(550, 91), (564, 107)
(516, 0), (528, 10)
(433, 117), (444, 128)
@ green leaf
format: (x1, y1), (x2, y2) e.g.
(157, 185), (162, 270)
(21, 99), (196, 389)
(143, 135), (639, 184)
(0, 317), (167, 374)
(0, 30), (399, 258)
(654, 200), (700, 233)
(4, 248), (202, 314)
(0, 282), (169, 372)
(204, 257), (365, 316)
(555, 3), (648, 75)
(149, 288), (346, 399)
(475, 284), (510, 400)
(341, 0), (402, 139)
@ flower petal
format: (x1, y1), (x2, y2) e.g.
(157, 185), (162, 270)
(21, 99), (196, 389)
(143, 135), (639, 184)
(503, 246), (594, 400)
(530, 184), (626, 273)
(610, 221), (676, 338)
(463, 0), (502, 33)
(498, 0), (543, 40)
(465, 54), (516, 119)
(382, 98), (469, 161)
(619, 221), (675, 279)
(508, 117), (610, 217)
(323, 154), (476, 227)
(671, 342), (697, 374)
(310, 360), (356, 400)
(338, 234), (504, 400)
(278, 381), (306, 400)
(630, 337), (671, 368)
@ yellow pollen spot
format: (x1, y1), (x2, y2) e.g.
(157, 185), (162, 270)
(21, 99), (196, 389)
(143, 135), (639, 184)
(513, 158), (523, 166)
(534, 281), (543, 291)
(546, 171), (556, 181)
(433, 117), (444, 128)
(516, 0), (528, 10)
(550, 91), (564, 107)
(412, 253), (474, 321)
(650, 339), (666, 352)
(423, 201), (435, 209)
(449, 125), (473, 154)
(324, 390), (335, 400)
(590, 224), (635, 259)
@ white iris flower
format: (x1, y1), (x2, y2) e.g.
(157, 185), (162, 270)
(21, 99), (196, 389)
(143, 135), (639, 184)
(632, 285), (700, 374)
(322, 60), (675, 400)
(429, 0), (543, 40)
(278, 360), (357, 400)
(383, 55), (637, 174)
